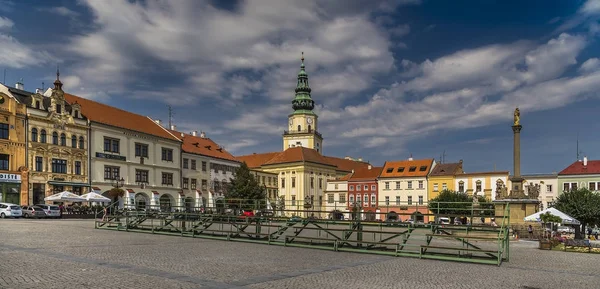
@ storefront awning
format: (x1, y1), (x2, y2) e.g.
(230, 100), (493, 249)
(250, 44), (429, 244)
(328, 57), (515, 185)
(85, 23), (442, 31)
(152, 190), (159, 195)
(47, 181), (90, 187)
(126, 189), (135, 193)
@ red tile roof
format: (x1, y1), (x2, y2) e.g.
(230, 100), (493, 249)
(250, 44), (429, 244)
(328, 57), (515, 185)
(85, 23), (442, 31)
(263, 147), (335, 167)
(558, 160), (600, 175)
(237, 152), (280, 168)
(169, 130), (239, 163)
(336, 173), (353, 181)
(379, 159), (434, 178)
(64, 93), (179, 141)
(429, 162), (464, 176)
(459, 171), (509, 176)
(323, 156), (371, 173)
(349, 166), (383, 181)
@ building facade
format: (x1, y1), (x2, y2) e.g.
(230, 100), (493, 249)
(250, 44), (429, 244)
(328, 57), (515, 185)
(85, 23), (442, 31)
(64, 93), (182, 210)
(250, 169), (278, 201)
(508, 173), (558, 210)
(0, 84), (28, 205)
(347, 165), (382, 221)
(324, 174), (350, 219)
(427, 161), (464, 200)
(455, 171), (509, 200)
(558, 157), (600, 194)
(378, 158), (436, 222)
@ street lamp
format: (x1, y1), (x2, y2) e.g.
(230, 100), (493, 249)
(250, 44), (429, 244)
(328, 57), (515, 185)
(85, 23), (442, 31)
(112, 177), (125, 189)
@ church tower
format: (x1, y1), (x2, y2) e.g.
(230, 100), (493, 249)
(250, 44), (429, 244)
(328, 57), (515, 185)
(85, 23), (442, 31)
(283, 53), (323, 153)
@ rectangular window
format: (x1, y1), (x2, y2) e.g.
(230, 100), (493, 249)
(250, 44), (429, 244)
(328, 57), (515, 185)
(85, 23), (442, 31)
(35, 156), (43, 172)
(319, 179), (323, 189)
(385, 182), (390, 190)
(202, 161), (207, 171)
(395, 196), (400, 205)
(589, 182), (596, 191)
(183, 158), (189, 169)
(563, 183), (569, 192)
(161, 172), (173, 185)
(103, 137), (119, 153)
(385, 196), (390, 205)
(191, 160), (197, 170)
(442, 183), (447, 190)
(546, 185), (552, 192)
(433, 183), (439, 191)
(291, 177), (296, 188)
(0, 123), (8, 139)
(328, 194), (334, 203)
(409, 166), (416, 172)
(51, 158), (67, 174)
(135, 169), (149, 183)
(191, 179), (197, 190)
(334, 184), (339, 190)
(408, 196), (413, 205)
(74, 161), (81, 175)
(349, 185), (354, 191)
(418, 181), (424, 189)
(364, 185), (368, 191)
(134, 143), (148, 157)
(291, 196), (296, 206)
(56, 104), (62, 114)
(161, 148), (173, 161)
(0, 154), (9, 170)
(371, 194), (376, 204)
(476, 182), (482, 192)
(458, 182), (465, 192)
(310, 177), (314, 188)
(371, 185), (376, 191)
(262, 176), (266, 185)
(104, 166), (120, 180)
(356, 194), (361, 204)
(363, 194), (368, 204)
(339, 194), (346, 203)
(395, 182), (400, 190)
(349, 194), (354, 204)
(418, 195), (423, 205)
(407, 181), (413, 189)
(356, 184), (361, 191)
(281, 178), (285, 188)
(183, 178), (189, 189)
(571, 182), (577, 190)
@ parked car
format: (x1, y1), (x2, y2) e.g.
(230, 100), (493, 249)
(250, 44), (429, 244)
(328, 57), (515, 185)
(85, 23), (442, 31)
(21, 206), (47, 218)
(240, 210), (255, 218)
(35, 204), (61, 218)
(438, 217), (450, 225)
(557, 226), (574, 234)
(0, 203), (23, 218)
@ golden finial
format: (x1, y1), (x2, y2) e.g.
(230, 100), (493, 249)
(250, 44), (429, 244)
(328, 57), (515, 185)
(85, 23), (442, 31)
(301, 51), (304, 62)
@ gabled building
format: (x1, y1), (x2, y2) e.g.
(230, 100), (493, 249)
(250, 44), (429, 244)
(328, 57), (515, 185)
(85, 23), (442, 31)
(427, 160), (464, 200)
(170, 129), (240, 210)
(558, 157), (600, 194)
(64, 93), (182, 210)
(0, 83), (28, 205)
(455, 171), (509, 200)
(347, 165), (383, 221)
(378, 157), (436, 222)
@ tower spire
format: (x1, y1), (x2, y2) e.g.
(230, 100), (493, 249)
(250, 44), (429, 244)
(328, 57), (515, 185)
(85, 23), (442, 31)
(291, 52), (315, 113)
(53, 64), (63, 90)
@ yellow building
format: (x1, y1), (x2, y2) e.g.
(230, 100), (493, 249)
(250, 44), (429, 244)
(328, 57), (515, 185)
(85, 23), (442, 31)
(238, 55), (369, 216)
(455, 171), (509, 201)
(427, 161), (464, 200)
(250, 169), (279, 201)
(0, 83), (28, 205)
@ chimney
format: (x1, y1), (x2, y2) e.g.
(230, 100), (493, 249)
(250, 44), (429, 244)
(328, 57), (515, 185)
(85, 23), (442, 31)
(368, 165), (372, 170)
(459, 159), (463, 163)
(35, 88), (42, 94)
(583, 156), (588, 166)
(358, 158), (363, 162)
(170, 125), (176, 130)
(15, 80), (24, 90)
(180, 132), (184, 138)
(155, 119), (162, 125)
(200, 131), (206, 138)
(351, 169), (355, 174)
(191, 131), (197, 136)
(408, 154), (413, 161)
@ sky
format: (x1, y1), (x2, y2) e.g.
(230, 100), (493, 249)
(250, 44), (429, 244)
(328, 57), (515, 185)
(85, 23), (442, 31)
(1, 0), (600, 174)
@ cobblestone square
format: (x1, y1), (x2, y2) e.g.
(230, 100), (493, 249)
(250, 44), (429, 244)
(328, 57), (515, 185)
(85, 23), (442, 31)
(0, 219), (598, 289)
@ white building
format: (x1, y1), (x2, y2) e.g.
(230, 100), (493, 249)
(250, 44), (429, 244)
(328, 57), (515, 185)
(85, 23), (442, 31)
(64, 93), (182, 210)
(171, 129), (240, 210)
(455, 172), (509, 201)
(509, 173), (558, 210)
(324, 173), (351, 219)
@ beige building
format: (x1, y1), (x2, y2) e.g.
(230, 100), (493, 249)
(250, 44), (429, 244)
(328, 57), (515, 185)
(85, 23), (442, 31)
(251, 169), (279, 201)
(0, 83), (28, 205)
(10, 75), (89, 205)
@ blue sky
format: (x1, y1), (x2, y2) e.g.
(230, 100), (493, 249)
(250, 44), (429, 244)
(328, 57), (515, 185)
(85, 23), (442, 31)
(1, 0), (600, 174)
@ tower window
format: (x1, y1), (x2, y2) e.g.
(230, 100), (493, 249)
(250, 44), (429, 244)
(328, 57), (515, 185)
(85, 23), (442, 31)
(56, 104), (62, 114)
(297, 125), (301, 132)
(308, 125), (311, 132)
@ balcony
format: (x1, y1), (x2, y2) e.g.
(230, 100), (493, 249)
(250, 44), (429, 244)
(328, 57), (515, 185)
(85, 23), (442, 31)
(283, 129), (322, 138)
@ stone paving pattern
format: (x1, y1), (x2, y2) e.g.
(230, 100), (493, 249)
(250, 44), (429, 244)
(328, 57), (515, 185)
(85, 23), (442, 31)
(0, 219), (598, 289)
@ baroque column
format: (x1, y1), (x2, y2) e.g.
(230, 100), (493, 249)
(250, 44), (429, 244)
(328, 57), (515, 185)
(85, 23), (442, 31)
(510, 107), (524, 195)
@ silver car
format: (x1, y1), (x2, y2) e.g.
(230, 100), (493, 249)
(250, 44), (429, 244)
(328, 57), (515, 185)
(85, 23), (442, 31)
(35, 204), (61, 218)
(21, 206), (47, 218)
(0, 203), (23, 218)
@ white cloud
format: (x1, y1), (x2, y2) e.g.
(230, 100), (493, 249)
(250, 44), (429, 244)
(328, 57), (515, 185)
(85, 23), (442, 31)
(579, 57), (600, 72)
(38, 6), (79, 17)
(580, 0), (600, 15)
(0, 34), (55, 68)
(0, 16), (13, 29)
(389, 24), (410, 37)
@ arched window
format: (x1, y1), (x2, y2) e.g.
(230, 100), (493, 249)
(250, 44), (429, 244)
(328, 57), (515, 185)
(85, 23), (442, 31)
(79, 136), (84, 149)
(52, 132), (58, 145)
(71, 135), (77, 148)
(297, 125), (301, 131)
(31, 128), (38, 142)
(40, 130), (47, 143)
(60, 133), (66, 146)
(308, 125), (312, 132)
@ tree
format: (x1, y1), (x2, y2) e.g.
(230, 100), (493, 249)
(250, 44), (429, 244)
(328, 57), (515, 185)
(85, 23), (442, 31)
(539, 212), (562, 239)
(225, 162), (266, 208)
(554, 188), (600, 239)
(428, 190), (472, 221)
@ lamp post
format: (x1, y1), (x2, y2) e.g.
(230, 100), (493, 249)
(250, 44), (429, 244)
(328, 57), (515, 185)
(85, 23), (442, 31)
(111, 177), (125, 207)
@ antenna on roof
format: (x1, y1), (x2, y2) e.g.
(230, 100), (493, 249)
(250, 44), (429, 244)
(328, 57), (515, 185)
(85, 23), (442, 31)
(168, 105), (173, 128)
(42, 82), (45, 90)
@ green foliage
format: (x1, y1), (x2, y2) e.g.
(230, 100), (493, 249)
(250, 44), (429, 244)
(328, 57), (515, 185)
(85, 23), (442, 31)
(539, 212), (562, 224)
(554, 188), (600, 227)
(225, 162), (266, 202)
(108, 188), (124, 198)
(477, 196), (495, 217)
(428, 189), (472, 216)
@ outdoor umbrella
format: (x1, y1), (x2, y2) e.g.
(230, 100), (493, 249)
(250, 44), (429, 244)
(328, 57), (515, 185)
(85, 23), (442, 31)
(79, 192), (111, 203)
(523, 207), (581, 225)
(44, 191), (87, 202)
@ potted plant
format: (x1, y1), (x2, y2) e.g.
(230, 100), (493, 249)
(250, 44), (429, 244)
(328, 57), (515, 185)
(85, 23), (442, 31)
(538, 212), (562, 250)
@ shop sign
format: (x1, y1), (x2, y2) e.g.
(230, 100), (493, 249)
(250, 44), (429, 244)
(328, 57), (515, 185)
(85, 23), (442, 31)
(0, 173), (21, 183)
(96, 152), (126, 161)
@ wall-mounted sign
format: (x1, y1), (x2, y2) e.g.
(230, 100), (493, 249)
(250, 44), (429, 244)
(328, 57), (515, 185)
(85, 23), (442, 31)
(53, 177), (65, 181)
(0, 173), (21, 183)
(96, 152), (126, 161)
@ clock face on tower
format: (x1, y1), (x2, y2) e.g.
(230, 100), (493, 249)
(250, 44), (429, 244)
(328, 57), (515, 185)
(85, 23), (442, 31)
(307, 118), (312, 124)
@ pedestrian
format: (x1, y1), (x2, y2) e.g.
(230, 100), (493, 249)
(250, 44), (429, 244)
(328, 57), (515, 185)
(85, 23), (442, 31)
(102, 206), (108, 222)
(528, 225), (534, 239)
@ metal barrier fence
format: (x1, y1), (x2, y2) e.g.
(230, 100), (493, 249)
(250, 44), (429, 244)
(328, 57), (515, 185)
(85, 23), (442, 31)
(95, 199), (510, 266)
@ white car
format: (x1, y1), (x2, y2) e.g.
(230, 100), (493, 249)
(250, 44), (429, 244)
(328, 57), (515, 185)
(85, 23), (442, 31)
(0, 203), (23, 218)
(35, 204), (61, 218)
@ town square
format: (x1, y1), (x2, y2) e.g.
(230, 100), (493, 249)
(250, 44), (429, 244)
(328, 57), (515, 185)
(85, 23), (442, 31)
(2, 0), (600, 288)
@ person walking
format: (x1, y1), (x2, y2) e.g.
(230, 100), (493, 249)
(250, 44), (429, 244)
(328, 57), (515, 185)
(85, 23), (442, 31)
(528, 225), (534, 239)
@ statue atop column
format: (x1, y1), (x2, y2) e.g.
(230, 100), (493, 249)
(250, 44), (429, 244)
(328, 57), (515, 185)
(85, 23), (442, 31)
(513, 107), (520, 126)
